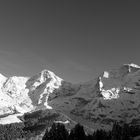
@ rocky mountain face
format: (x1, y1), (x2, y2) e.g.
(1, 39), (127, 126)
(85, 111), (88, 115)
(0, 64), (140, 130)
(0, 70), (63, 116)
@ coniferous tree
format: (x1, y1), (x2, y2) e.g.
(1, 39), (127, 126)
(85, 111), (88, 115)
(42, 128), (49, 140)
(111, 122), (122, 140)
(42, 123), (68, 140)
(121, 123), (131, 140)
(86, 134), (94, 140)
(92, 129), (111, 140)
(68, 123), (86, 140)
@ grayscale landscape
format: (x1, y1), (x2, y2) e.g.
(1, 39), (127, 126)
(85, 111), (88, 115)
(0, 1), (140, 140)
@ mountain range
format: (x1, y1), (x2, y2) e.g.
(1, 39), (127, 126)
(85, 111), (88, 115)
(0, 63), (140, 131)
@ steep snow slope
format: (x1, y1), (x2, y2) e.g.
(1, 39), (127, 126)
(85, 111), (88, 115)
(26, 69), (63, 109)
(0, 70), (63, 117)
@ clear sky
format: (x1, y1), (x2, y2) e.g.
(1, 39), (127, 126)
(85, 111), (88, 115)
(0, 1), (140, 83)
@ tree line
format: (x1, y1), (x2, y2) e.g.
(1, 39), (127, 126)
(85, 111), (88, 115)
(0, 121), (139, 139)
(42, 122), (140, 140)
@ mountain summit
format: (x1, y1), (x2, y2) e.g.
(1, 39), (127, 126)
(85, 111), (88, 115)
(0, 64), (140, 130)
(0, 69), (63, 116)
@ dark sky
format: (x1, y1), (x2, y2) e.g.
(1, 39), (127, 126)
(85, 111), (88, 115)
(0, 1), (140, 83)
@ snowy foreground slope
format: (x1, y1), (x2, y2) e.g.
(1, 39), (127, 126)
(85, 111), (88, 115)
(0, 64), (140, 130)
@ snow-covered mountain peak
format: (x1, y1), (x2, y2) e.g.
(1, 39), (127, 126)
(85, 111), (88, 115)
(37, 70), (63, 108)
(0, 73), (7, 79)
(40, 69), (63, 83)
(93, 63), (140, 100)
(103, 71), (109, 78)
(0, 69), (64, 115)
(124, 63), (140, 69)
(0, 74), (7, 87)
(26, 69), (62, 89)
(23, 69), (64, 109)
(123, 63), (140, 73)
(2, 76), (29, 96)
